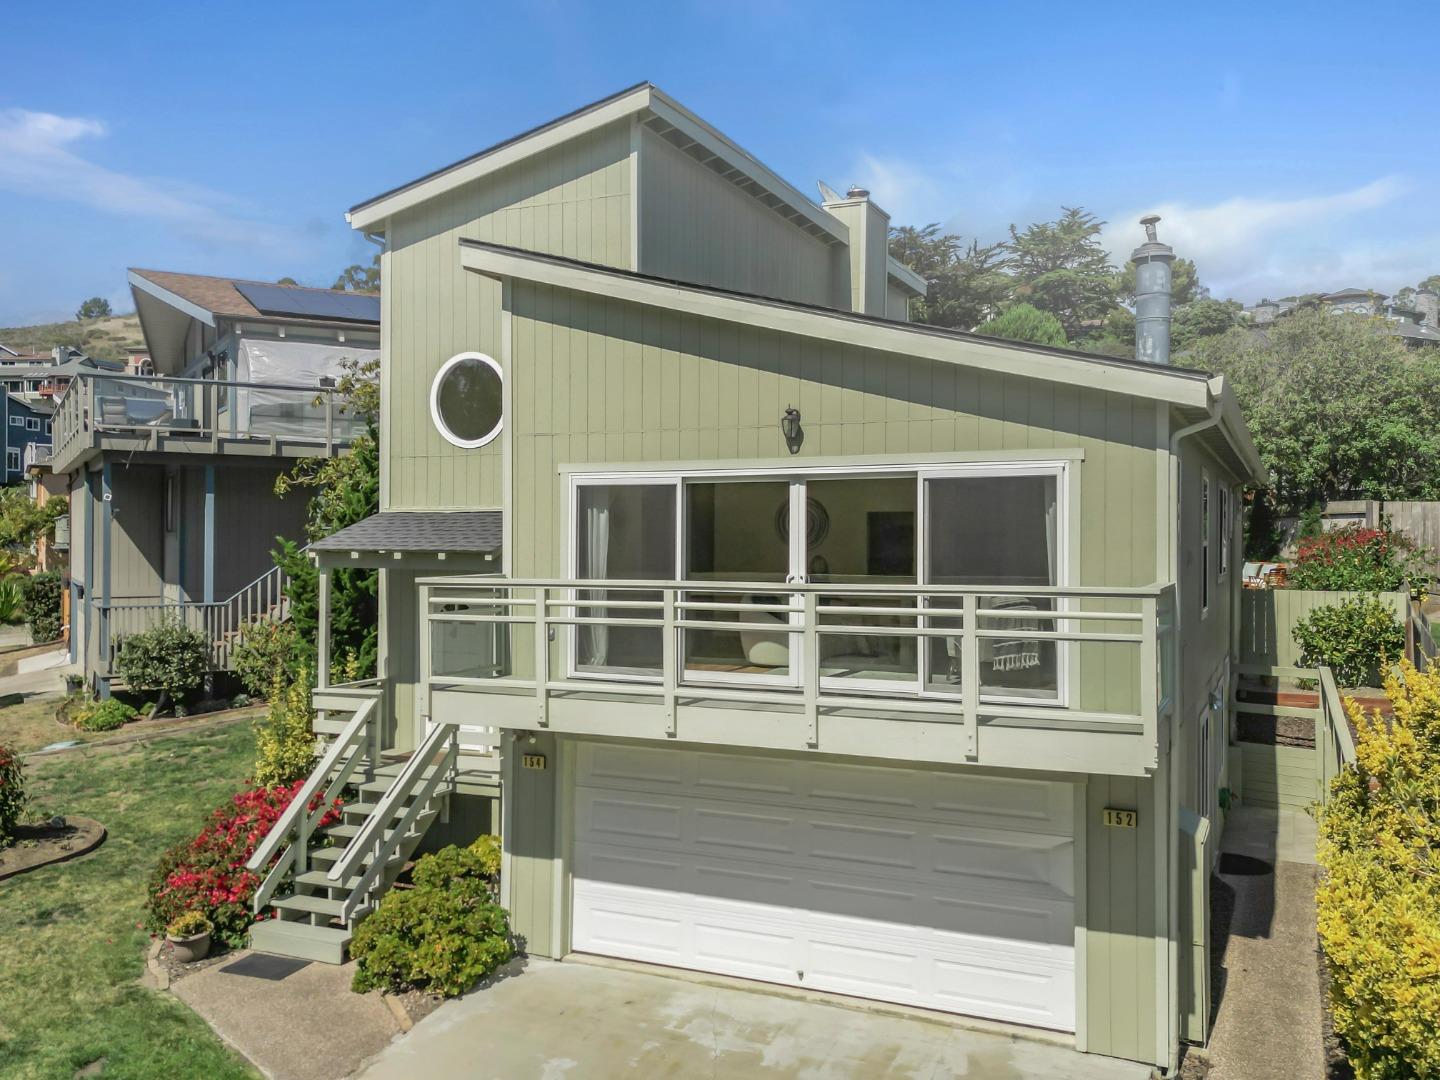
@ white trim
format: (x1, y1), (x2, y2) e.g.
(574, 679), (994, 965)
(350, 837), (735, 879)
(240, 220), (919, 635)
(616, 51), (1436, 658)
(347, 85), (848, 246)
(461, 241), (1216, 409)
(1200, 468), (1211, 620)
(886, 255), (927, 296)
(127, 270), (218, 327)
(429, 352), (504, 449)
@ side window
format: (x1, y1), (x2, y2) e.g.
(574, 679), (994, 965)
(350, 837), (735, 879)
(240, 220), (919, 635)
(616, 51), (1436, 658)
(5, 449), (19, 472)
(1219, 487), (1231, 579)
(1200, 471), (1210, 615)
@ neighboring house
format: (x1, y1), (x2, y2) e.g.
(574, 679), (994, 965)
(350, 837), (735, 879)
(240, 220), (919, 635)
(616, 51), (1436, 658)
(49, 270), (379, 692)
(1248, 287), (1440, 346)
(25, 443), (68, 574)
(247, 84), (1265, 1073)
(3, 393), (54, 484)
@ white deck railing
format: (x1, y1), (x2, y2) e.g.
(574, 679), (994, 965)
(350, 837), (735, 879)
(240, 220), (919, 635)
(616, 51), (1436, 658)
(419, 576), (1176, 758)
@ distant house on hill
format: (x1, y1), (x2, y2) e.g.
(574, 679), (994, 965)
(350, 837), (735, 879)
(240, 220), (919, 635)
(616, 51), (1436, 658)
(1246, 287), (1440, 346)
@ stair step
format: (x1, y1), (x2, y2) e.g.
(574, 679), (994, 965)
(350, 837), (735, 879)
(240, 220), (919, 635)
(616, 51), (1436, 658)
(295, 869), (366, 890)
(357, 767), (442, 795)
(273, 893), (346, 918)
(324, 808), (438, 843)
(307, 846), (345, 865)
(249, 918), (351, 965)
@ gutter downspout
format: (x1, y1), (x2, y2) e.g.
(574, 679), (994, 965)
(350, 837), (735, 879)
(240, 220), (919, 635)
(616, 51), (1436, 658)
(1160, 401), (1221, 1073)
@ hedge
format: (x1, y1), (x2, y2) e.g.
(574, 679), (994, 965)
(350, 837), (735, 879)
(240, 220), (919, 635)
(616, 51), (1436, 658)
(1316, 660), (1440, 1079)
(22, 571), (62, 643)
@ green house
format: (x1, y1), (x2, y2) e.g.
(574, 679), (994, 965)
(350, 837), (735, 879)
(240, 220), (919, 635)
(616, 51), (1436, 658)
(249, 83), (1266, 1072)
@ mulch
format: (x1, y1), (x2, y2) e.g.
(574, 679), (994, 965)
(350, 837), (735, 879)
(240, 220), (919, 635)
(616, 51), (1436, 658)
(1316, 933), (1355, 1079)
(0, 816), (106, 880)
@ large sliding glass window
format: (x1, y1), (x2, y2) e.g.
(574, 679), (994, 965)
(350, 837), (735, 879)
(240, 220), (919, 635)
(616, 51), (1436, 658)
(573, 481), (676, 676)
(568, 463), (1067, 702)
(923, 470), (1061, 700)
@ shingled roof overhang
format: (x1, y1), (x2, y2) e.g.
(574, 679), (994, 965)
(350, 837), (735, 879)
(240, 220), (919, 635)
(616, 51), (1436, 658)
(310, 511), (503, 569)
(457, 238), (1266, 485)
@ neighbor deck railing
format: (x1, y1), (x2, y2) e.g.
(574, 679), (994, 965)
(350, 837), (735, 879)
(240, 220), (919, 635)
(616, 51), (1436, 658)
(97, 559), (293, 672)
(419, 576), (1177, 759)
(51, 371), (364, 466)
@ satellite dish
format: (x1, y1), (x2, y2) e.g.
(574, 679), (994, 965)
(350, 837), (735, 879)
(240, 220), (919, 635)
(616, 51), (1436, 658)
(817, 180), (844, 204)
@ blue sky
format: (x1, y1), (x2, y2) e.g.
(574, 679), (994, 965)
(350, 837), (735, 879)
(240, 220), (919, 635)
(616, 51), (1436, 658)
(3, 1), (1438, 325)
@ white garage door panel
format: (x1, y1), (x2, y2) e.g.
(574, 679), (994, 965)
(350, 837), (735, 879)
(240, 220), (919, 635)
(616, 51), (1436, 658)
(571, 744), (1077, 1032)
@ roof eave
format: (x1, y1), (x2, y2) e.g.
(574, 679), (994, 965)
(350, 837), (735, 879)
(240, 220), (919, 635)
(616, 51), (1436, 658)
(458, 239), (1215, 410)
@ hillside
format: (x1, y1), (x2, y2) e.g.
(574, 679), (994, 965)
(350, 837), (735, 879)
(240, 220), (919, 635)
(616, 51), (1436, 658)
(0, 313), (145, 363)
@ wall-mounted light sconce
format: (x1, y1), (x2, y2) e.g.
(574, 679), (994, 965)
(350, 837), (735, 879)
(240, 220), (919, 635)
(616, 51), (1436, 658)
(780, 406), (803, 454)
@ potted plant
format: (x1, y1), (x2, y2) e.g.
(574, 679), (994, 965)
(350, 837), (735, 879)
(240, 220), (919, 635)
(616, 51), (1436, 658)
(165, 910), (213, 963)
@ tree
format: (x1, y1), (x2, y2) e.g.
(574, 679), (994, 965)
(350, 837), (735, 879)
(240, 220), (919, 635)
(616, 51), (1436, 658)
(276, 276), (301, 287)
(1419, 274), (1440, 294)
(1003, 208), (1120, 340)
(1171, 297), (1243, 350)
(333, 254), (380, 293)
(273, 358), (380, 679)
(888, 225), (1010, 330)
(75, 297), (112, 321)
(975, 304), (1069, 348)
(1191, 308), (1440, 513)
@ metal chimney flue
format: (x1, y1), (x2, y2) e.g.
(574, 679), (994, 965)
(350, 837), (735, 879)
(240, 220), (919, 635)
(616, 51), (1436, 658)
(1132, 214), (1175, 365)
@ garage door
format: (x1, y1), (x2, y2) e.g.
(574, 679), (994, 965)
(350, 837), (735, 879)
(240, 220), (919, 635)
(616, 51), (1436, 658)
(570, 743), (1077, 1032)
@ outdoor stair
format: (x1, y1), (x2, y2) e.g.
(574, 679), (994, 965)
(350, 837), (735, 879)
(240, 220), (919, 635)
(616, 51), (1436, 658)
(248, 743), (458, 964)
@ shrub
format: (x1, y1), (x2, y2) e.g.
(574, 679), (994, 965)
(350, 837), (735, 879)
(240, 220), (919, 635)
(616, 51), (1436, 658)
(144, 780), (343, 947)
(1292, 595), (1405, 687)
(21, 571), (62, 643)
(251, 666), (316, 788)
(0, 576), (23, 624)
(166, 911), (213, 938)
(0, 742), (27, 848)
(72, 697), (138, 732)
(115, 619), (210, 710)
(231, 620), (300, 699)
(351, 843), (511, 997)
(1287, 524), (1433, 595)
(1317, 660), (1440, 1079)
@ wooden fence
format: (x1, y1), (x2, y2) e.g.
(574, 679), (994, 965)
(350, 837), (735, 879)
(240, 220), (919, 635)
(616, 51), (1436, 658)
(1238, 589), (1409, 670)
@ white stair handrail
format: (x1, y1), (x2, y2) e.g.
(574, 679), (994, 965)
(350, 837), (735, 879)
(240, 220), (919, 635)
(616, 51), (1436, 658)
(327, 722), (455, 886)
(339, 728), (459, 922)
(245, 697), (376, 873)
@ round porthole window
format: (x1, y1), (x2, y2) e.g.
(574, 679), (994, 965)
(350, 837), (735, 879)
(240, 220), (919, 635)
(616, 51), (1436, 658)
(430, 352), (503, 448)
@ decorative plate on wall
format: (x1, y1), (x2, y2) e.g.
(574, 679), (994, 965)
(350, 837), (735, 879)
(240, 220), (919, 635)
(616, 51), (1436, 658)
(774, 498), (830, 547)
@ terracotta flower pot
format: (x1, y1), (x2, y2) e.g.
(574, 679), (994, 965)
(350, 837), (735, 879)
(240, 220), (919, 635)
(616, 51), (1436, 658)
(167, 931), (212, 964)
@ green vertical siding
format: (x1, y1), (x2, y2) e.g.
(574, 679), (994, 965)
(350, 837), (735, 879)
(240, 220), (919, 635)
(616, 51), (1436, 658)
(1084, 773), (1163, 1063)
(638, 126), (839, 308)
(501, 731), (560, 957)
(383, 119), (633, 511)
(1240, 743), (1320, 808)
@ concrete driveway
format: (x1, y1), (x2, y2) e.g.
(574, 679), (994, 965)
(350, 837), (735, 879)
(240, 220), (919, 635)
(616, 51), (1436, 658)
(357, 957), (1149, 1080)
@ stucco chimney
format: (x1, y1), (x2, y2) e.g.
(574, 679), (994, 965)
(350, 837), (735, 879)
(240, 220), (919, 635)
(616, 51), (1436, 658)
(1131, 215), (1175, 365)
(821, 186), (890, 316)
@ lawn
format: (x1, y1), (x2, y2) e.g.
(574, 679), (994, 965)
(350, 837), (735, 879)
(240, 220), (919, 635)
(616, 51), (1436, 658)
(0, 695), (260, 756)
(0, 722), (260, 1079)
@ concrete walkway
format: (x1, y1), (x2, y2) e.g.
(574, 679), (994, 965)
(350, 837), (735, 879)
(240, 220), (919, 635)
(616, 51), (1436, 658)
(0, 646), (74, 698)
(1204, 806), (1322, 1080)
(357, 957), (1149, 1080)
(169, 951), (404, 1080)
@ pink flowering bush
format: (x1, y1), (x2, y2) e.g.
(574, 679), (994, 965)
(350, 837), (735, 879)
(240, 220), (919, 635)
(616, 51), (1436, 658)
(144, 780), (342, 947)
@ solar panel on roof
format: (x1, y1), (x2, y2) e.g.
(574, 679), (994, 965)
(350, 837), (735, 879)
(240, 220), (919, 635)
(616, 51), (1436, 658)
(234, 282), (380, 324)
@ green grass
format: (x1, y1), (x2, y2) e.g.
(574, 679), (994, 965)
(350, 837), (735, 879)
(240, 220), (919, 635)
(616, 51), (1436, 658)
(0, 313), (143, 363)
(0, 724), (260, 1079)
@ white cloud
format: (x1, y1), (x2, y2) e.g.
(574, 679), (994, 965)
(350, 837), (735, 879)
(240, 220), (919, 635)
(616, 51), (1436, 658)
(845, 153), (948, 225)
(1102, 177), (1427, 302)
(0, 107), (297, 255)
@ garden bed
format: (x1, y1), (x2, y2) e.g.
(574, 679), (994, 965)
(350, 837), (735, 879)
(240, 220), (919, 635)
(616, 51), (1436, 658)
(0, 815), (105, 880)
